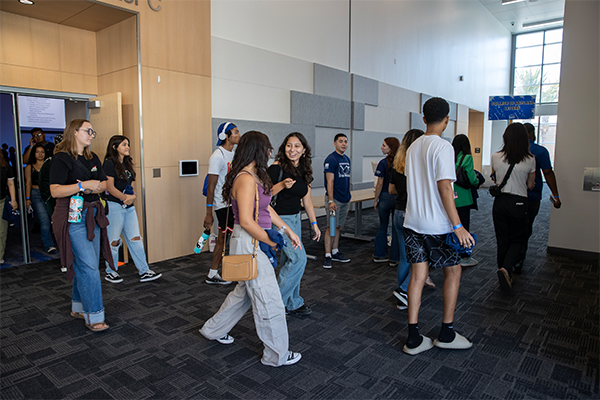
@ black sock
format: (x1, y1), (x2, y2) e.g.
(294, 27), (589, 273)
(438, 322), (456, 343)
(406, 324), (423, 348)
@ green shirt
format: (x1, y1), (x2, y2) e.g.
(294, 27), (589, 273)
(453, 152), (479, 208)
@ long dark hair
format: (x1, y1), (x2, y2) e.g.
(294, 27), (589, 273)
(222, 131), (273, 201)
(104, 135), (136, 182)
(28, 143), (47, 165)
(384, 137), (400, 168)
(452, 134), (472, 160)
(500, 123), (532, 165)
(274, 132), (313, 185)
(394, 129), (424, 174)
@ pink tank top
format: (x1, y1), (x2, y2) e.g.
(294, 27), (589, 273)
(231, 174), (272, 229)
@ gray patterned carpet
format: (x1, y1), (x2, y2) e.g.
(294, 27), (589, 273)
(1, 188), (598, 399)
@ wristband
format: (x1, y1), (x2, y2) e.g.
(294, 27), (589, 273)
(311, 221), (317, 226)
(452, 223), (463, 230)
(206, 204), (213, 207)
(328, 200), (334, 204)
(26, 197), (30, 200)
(553, 195), (559, 199)
(78, 182), (83, 192)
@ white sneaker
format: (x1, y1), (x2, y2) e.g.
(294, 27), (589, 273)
(283, 351), (302, 366)
(215, 334), (234, 345)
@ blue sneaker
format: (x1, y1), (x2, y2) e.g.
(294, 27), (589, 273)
(323, 256), (332, 269)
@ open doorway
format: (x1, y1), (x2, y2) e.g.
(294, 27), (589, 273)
(0, 91), (90, 268)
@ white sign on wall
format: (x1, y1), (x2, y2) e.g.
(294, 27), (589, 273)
(18, 96), (66, 130)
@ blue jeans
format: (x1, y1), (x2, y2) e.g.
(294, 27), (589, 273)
(69, 208), (104, 325)
(274, 213), (307, 311)
(105, 201), (149, 275)
(31, 188), (54, 250)
(374, 192), (399, 261)
(394, 210), (411, 291)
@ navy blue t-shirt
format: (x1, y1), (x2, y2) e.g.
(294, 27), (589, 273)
(528, 140), (552, 202)
(324, 151), (351, 203)
(374, 158), (391, 193)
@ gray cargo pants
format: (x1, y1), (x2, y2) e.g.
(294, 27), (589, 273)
(200, 224), (290, 366)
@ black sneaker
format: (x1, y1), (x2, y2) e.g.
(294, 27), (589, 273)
(105, 272), (123, 284)
(323, 256), (332, 269)
(140, 270), (162, 282)
(514, 259), (524, 274)
(288, 305), (311, 316)
(393, 287), (408, 306)
(497, 268), (512, 291)
(396, 301), (407, 310)
(47, 246), (58, 254)
(205, 273), (232, 285)
(331, 252), (350, 262)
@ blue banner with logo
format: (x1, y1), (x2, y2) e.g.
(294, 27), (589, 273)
(488, 95), (536, 120)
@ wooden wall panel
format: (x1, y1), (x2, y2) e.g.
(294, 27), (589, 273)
(139, 0), (210, 76)
(59, 72), (97, 94)
(96, 16), (137, 76)
(144, 165), (205, 263)
(141, 66), (212, 167)
(468, 110), (484, 171)
(59, 24), (97, 76)
(0, 64), (61, 91)
(0, 12), (60, 70)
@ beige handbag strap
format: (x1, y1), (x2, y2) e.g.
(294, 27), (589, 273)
(222, 177), (259, 258)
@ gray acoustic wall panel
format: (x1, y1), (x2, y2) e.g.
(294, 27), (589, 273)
(410, 112), (427, 132)
(212, 118), (316, 160)
(352, 74), (379, 106)
(291, 91), (351, 129)
(352, 102), (365, 131)
(314, 63), (351, 100)
(420, 93), (457, 121)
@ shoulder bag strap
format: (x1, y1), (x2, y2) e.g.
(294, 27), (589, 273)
(270, 165), (284, 206)
(73, 157), (93, 180)
(458, 154), (466, 168)
(498, 163), (516, 190)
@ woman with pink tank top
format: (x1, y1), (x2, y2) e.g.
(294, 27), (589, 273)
(199, 131), (304, 367)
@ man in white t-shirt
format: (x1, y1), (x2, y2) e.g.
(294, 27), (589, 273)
(402, 97), (475, 355)
(203, 122), (241, 284)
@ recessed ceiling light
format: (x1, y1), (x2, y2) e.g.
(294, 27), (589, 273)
(19, 0), (35, 5)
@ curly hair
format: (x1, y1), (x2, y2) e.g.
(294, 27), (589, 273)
(222, 131), (273, 202)
(28, 143), (47, 165)
(273, 132), (314, 185)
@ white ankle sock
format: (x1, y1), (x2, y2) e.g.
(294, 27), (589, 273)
(208, 269), (218, 278)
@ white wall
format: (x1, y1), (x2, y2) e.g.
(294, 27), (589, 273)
(547, 0), (600, 254)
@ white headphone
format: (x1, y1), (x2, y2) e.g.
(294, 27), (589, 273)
(218, 122), (232, 141)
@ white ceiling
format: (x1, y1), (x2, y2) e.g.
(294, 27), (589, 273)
(479, 0), (565, 34)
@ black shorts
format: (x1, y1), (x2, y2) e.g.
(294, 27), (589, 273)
(215, 206), (234, 233)
(404, 228), (461, 268)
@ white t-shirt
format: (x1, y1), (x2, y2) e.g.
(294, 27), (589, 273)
(491, 152), (535, 198)
(207, 147), (234, 210)
(404, 134), (456, 235)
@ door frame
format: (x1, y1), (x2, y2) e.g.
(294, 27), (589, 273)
(0, 87), (95, 265)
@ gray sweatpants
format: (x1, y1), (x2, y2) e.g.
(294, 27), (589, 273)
(200, 224), (290, 366)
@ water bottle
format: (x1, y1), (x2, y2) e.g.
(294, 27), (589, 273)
(194, 228), (211, 254)
(208, 234), (217, 252)
(68, 193), (83, 223)
(329, 210), (336, 237)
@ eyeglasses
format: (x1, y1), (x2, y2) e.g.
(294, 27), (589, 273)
(32, 133), (43, 138)
(78, 128), (97, 138)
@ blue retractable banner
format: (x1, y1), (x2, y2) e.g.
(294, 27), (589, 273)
(488, 95), (536, 120)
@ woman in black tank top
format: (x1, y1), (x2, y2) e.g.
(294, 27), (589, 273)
(25, 143), (55, 253)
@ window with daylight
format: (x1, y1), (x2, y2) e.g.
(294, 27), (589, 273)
(513, 28), (563, 104)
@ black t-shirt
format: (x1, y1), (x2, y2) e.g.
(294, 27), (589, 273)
(1, 165), (15, 199)
(267, 164), (309, 215)
(102, 159), (134, 203)
(389, 169), (407, 211)
(49, 152), (107, 202)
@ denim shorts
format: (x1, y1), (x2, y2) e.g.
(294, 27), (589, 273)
(404, 227), (461, 268)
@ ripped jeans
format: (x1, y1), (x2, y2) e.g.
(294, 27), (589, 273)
(105, 201), (149, 275)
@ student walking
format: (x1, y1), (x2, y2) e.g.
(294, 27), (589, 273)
(491, 123), (535, 290)
(268, 132), (321, 316)
(103, 135), (162, 283)
(403, 97), (475, 355)
(200, 131), (303, 367)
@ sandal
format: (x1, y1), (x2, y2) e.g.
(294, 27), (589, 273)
(70, 311), (84, 319)
(424, 276), (436, 288)
(85, 322), (109, 332)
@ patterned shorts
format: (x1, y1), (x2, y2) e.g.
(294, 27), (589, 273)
(404, 228), (461, 268)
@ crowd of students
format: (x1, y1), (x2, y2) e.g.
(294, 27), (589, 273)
(0, 95), (561, 365)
